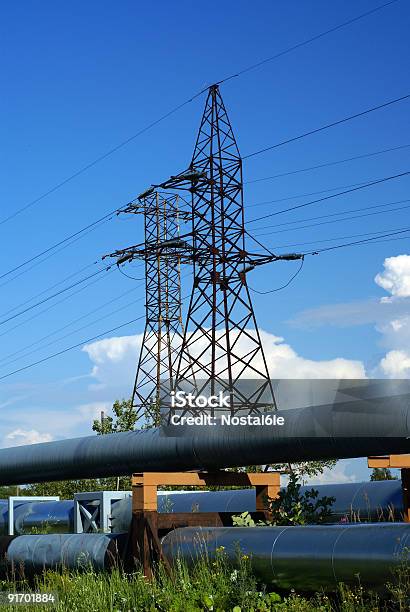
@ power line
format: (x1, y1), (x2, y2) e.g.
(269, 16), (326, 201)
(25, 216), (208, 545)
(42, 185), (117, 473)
(0, 294), (144, 371)
(249, 257), (305, 294)
(303, 226), (410, 255)
(0, 211), (116, 282)
(0, 285), (143, 366)
(0, 217), (115, 291)
(247, 170), (410, 224)
(247, 179), (367, 209)
(356, 234), (410, 247)
(250, 197), (410, 233)
(243, 93), (410, 160)
(4, 112), (405, 285)
(216, 0), (401, 86)
(0, 261), (98, 318)
(0, 267), (117, 341)
(0, 287), (193, 381)
(0, 266), (112, 328)
(0, 317), (146, 382)
(264, 225), (410, 251)
(245, 143), (410, 184)
(252, 199), (410, 237)
(116, 266), (146, 282)
(1, 2), (400, 229)
(0, 95), (206, 227)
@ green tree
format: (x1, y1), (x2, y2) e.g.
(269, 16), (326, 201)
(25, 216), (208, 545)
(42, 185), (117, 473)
(25, 479), (101, 499)
(92, 398), (136, 434)
(270, 460), (337, 481)
(0, 485), (21, 499)
(371, 467), (398, 481)
(92, 398), (136, 491)
(233, 471), (335, 527)
(268, 471), (335, 525)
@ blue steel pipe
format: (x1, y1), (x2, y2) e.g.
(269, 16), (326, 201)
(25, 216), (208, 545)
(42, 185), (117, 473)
(161, 523), (410, 591)
(111, 480), (404, 531)
(5, 533), (126, 573)
(0, 524), (407, 588)
(0, 398), (409, 484)
(0, 479), (403, 534)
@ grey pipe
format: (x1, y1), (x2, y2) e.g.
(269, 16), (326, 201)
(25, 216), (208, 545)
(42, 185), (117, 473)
(14, 501), (74, 534)
(0, 501), (74, 535)
(0, 397), (410, 484)
(5, 533), (126, 574)
(0, 480), (402, 535)
(161, 523), (410, 591)
(111, 479), (404, 531)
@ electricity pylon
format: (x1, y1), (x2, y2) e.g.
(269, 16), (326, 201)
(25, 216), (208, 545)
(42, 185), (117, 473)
(105, 191), (192, 424)
(155, 85), (301, 416)
(107, 84), (302, 422)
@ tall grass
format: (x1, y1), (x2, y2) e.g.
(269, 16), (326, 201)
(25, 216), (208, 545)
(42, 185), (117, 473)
(0, 548), (408, 612)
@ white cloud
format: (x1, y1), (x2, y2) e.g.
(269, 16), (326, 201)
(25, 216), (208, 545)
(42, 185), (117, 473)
(379, 350), (410, 378)
(290, 254), (410, 379)
(4, 429), (53, 447)
(81, 328), (365, 391)
(373, 256), (410, 377)
(260, 330), (365, 379)
(289, 297), (409, 329)
(291, 255), (410, 329)
(82, 334), (142, 391)
(303, 461), (357, 485)
(375, 254), (410, 299)
(0, 401), (112, 449)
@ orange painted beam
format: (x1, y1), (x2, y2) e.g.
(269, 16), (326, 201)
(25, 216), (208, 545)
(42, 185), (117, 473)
(132, 471), (280, 512)
(368, 454), (410, 468)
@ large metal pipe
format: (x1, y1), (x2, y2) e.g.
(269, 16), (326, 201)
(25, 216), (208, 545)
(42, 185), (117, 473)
(0, 501), (74, 535)
(0, 523), (407, 587)
(0, 480), (402, 535)
(111, 479), (404, 531)
(299, 480), (403, 522)
(14, 501), (74, 534)
(5, 533), (126, 574)
(162, 523), (410, 591)
(0, 397), (409, 484)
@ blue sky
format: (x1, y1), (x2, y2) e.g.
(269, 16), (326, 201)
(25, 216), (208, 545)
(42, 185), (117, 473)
(0, 1), (409, 482)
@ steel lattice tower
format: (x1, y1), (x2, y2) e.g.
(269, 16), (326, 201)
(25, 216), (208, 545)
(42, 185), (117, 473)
(170, 84), (276, 416)
(106, 192), (192, 424)
(107, 84), (302, 421)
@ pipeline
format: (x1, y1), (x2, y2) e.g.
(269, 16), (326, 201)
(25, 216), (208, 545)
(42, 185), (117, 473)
(0, 500), (74, 535)
(111, 479), (403, 530)
(0, 523), (406, 589)
(0, 480), (403, 535)
(1, 397), (410, 484)
(2, 534), (126, 575)
(161, 523), (410, 591)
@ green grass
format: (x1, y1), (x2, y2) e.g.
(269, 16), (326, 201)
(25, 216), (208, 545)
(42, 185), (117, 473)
(0, 549), (408, 612)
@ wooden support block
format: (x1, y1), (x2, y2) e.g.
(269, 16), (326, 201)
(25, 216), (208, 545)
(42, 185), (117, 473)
(132, 471), (280, 488)
(131, 471), (280, 513)
(128, 470), (281, 576)
(133, 482), (158, 512)
(389, 455), (410, 469)
(368, 455), (410, 469)
(401, 468), (410, 523)
(367, 456), (390, 468)
(367, 455), (410, 523)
